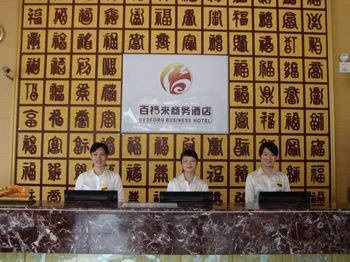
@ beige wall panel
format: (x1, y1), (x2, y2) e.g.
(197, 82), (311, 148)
(331, 0), (350, 202)
(0, 0), (20, 185)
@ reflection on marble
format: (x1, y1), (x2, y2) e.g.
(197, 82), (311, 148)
(0, 202), (350, 255)
(1, 253), (348, 262)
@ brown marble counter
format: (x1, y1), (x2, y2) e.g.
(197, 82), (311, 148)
(0, 201), (349, 255)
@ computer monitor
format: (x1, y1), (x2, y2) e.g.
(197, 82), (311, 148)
(258, 191), (311, 208)
(159, 191), (213, 206)
(64, 190), (118, 202)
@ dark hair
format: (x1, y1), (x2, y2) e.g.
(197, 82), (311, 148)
(259, 141), (278, 156)
(180, 148), (198, 161)
(90, 142), (109, 155)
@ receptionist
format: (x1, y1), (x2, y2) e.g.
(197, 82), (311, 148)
(75, 142), (124, 202)
(245, 141), (290, 203)
(167, 149), (209, 192)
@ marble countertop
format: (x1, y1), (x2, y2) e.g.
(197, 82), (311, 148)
(0, 200), (349, 212)
(0, 200), (350, 254)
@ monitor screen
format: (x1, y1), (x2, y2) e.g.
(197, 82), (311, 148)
(159, 191), (213, 204)
(64, 190), (118, 202)
(259, 191), (311, 204)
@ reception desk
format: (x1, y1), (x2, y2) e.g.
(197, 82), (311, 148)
(0, 201), (350, 260)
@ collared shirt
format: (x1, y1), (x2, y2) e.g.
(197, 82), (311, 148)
(245, 167), (290, 203)
(167, 173), (209, 192)
(75, 169), (124, 202)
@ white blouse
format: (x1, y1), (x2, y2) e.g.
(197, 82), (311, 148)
(75, 169), (124, 202)
(245, 167), (290, 203)
(167, 173), (209, 192)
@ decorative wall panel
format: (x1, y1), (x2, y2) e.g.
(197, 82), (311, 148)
(15, 0), (332, 204)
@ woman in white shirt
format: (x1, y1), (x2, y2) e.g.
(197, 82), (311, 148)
(245, 141), (290, 203)
(75, 142), (124, 202)
(167, 149), (208, 192)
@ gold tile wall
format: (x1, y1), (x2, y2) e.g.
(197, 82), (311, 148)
(15, 0), (332, 204)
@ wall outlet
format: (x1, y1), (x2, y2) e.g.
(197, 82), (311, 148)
(339, 62), (350, 73)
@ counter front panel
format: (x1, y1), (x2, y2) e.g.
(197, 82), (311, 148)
(0, 202), (349, 254)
